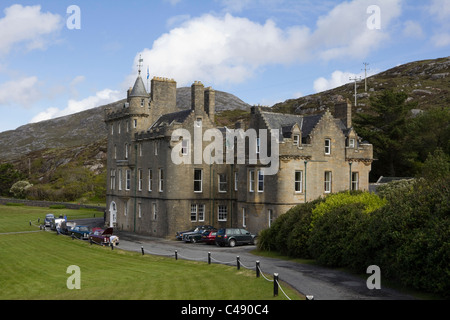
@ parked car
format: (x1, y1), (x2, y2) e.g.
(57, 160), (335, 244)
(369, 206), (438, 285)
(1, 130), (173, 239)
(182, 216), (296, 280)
(201, 230), (217, 245)
(44, 214), (55, 228)
(182, 226), (216, 243)
(60, 221), (76, 235)
(70, 226), (91, 240)
(50, 217), (65, 232)
(185, 228), (217, 243)
(215, 228), (257, 247)
(89, 228), (119, 246)
(176, 225), (215, 241)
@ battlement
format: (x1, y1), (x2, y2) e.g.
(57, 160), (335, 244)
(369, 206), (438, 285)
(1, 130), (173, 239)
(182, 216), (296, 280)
(152, 76), (176, 83)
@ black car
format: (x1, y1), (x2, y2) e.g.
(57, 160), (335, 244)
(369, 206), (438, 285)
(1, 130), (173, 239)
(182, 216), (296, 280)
(215, 228), (257, 247)
(176, 225), (215, 241)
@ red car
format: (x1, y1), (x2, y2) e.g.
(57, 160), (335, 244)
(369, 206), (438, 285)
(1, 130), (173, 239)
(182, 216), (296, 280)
(201, 230), (217, 245)
(89, 227), (119, 246)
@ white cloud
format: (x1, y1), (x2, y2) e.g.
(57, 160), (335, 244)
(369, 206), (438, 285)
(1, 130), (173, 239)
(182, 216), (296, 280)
(30, 89), (121, 123)
(0, 4), (63, 56)
(314, 70), (370, 93)
(135, 13), (310, 87)
(428, 0), (450, 47)
(0, 77), (40, 106)
(131, 0), (402, 88)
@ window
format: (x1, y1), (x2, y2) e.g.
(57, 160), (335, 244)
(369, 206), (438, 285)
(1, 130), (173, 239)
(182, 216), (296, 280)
(125, 143), (129, 159)
(159, 169), (164, 192)
(194, 169), (203, 193)
(268, 209), (274, 228)
(191, 204), (198, 222)
(138, 169), (143, 191)
(114, 145), (117, 160)
(242, 208), (247, 228)
(124, 201), (128, 216)
(218, 205), (227, 221)
(218, 174), (227, 193)
(126, 170), (131, 191)
(257, 170), (264, 192)
(324, 171), (332, 193)
(256, 138), (261, 154)
(139, 143), (142, 157)
(148, 169), (153, 192)
(154, 141), (158, 156)
(352, 172), (359, 191)
(196, 117), (202, 128)
(118, 122), (121, 134)
(325, 139), (331, 155)
(198, 204), (205, 222)
(141, 99), (145, 107)
(349, 138), (355, 148)
(118, 169), (122, 191)
(138, 203), (142, 218)
(182, 139), (189, 155)
(190, 204), (205, 222)
(152, 203), (157, 220)
(293, 135), (300, 146)
(234, 172), (239, 191)
(295, 171), (303, 193)
(249, 170), (255, 192)
(111, 124), (114, 135)
(134, 119), (137, 128)
(110, 170), (116, 190)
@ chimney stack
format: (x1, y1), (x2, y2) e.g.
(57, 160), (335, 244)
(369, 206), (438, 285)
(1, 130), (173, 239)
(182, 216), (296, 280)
(204, 87), (215, 123)
(334, 98), (352, 129)
(191, 81), (204, 116)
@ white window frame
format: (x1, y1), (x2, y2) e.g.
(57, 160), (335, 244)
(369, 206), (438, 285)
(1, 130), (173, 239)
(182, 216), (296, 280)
(295, 170), (303, 193)
(194, 169), (203, 193)
(218, 205), (228, 222)
(110, 170), (116, 190)
(152, 203), (157, 220)
(190, 204), (198, 222)
(159, 169), (164, 192)
(324, 171), (332, 193)
(118, 169), (122, 191)
(293, 135), (300, 146)
(249, 170), (255, 192)
(138, 169), (143, 191)
(198, 204), (205, 222)
(148, 169), (153, 192)
(126, 169), (131, 191)
(242, 208), (247, 228)
(181, 139), (189, 156)
(352, 172), (359, 191)
(257, 170), (264, 193)
(218, 174), (227, 193)
(325, 139), (331, 155)
(234, 171), (239, 191)
(268, 209), (274, 228)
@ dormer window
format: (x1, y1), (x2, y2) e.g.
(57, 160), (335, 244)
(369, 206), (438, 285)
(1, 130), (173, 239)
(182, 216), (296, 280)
(349, 138), (355, 148)
(293, 135), (300, 146)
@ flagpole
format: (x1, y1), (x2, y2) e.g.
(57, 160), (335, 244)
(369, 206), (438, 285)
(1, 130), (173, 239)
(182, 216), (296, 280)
(147, 66), (150, 93)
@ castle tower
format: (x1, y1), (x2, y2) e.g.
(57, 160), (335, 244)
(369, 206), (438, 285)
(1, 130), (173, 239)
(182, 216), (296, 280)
(127, 74), (150, 132)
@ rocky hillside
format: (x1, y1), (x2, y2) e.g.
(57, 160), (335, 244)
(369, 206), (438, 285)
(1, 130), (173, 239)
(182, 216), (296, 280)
(0, 89), (250, 162)
(273, 56), (450, 116)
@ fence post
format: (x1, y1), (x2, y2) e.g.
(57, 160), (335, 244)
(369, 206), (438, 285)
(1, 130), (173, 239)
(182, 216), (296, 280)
(208, 252), (211, 265)
(175, 250), (178, 260)
(256, 261), (260, 278)
(141, 246), (144, 256)
(274, 273), (279, 297)
(236, 256), (240, 270)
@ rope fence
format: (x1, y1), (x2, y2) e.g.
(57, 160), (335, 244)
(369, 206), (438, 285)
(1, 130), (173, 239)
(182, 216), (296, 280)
(31, 220), (294, 300)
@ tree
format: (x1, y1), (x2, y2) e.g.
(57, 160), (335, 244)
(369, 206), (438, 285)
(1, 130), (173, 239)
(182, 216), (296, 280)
(10, 181), (33, 199)
(0, 163), (25, 197)
(354, 90), (417, 179)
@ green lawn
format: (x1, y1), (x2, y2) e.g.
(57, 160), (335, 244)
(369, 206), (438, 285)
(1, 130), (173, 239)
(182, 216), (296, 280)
(0, 205), (303, 300)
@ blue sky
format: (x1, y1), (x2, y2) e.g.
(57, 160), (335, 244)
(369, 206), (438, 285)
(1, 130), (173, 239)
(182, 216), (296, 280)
(0, 0), (449, 133)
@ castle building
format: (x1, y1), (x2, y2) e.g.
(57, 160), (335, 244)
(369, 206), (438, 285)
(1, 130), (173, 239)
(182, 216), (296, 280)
(104, 72), (373, 238)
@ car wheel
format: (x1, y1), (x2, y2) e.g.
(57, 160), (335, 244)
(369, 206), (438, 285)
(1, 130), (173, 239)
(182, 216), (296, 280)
(229, 239), (236, 247)
(190, 237), (197, 243)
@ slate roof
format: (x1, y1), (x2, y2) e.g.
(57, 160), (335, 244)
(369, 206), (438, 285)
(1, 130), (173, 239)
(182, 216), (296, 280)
(130, 76), (148, 97)
(260, 111), (323, 141)
(150, 109), (192, 129)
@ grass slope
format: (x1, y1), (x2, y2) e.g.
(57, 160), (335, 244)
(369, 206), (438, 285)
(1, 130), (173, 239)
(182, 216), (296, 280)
(0, 205), (302, 300)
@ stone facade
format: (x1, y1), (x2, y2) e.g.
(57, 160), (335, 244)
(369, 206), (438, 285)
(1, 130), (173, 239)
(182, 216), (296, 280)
(104, 74), (373, 238)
